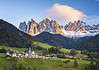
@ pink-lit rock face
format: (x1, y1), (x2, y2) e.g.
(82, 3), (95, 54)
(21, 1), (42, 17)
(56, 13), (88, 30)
(38, 18), (64, 35)
(65, 20), (87, 33)
(19, 19), (94, 36)
(27, 19), (38, 35)
(26, 18), (64, 36)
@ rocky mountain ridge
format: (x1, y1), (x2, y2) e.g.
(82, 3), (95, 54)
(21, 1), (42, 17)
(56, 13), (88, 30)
(19, 18), (65, 35)
(19, 18), (99, 37)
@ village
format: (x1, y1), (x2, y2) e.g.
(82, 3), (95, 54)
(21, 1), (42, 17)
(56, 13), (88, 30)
(5, 47), (59, 59)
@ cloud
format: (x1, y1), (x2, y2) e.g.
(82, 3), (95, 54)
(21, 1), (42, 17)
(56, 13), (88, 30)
(85, 16), (99, 25)
(47, 3), (87, 22)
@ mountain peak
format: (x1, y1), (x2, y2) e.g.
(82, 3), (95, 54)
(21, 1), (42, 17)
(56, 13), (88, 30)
(19, 21), (27, 32)
(27, 19), (38, 35)
(65, 20), (87, 32)
(19, 19), (99, 37)
(40, 18), (50, 24)
(31, 19), (37, 23)
(44, 18), (50, 21)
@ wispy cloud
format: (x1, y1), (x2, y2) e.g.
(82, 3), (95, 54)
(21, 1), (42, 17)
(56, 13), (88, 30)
(85, 16), (99, 25)
(47, 3), (87, 22)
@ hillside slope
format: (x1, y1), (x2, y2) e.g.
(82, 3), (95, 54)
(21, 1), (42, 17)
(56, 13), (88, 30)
(0, 19), (32, 47)
(33, 32), (99, 51)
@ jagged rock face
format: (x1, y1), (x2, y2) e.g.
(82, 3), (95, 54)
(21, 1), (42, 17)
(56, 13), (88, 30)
(84, 24), (99, 31)
(65, 20), (87, 32)
(19, 19), (92, 36)
(38, 18), (50, 32)
(84, 25), (94, 30)
(38, 18), (64, 34)
(19, 18), (64, 35)
(50, 20), (64, 34)
(27, 19), (38, 35)
(93, 24), (99, 29)
(19, 22), (27, 32)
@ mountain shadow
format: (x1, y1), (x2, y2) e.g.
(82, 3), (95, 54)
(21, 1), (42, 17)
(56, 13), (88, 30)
(0, 19), (32, 48)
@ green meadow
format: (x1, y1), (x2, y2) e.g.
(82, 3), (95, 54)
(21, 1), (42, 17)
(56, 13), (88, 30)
(0, 56), (90, 70)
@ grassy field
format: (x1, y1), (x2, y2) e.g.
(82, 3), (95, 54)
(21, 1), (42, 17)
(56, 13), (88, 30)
(32, 41), (54, 49)
(0, 46), (27, 52)
(0, 44), (90, 70)
(32, 41), (81, 54)
(0, 41), (81, 54)
(0, 56), (90, 70)
(59, 48), (81, 54)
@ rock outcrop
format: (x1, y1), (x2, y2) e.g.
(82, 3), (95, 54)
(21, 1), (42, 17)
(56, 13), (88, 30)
(38, 18), (64, 34)
(19, 21), (27, 32)
(27, 19), (38, 35)
(65, 20), (87, 33)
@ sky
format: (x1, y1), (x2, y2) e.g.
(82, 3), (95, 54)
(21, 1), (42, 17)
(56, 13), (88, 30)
(0, 0), (99, 27)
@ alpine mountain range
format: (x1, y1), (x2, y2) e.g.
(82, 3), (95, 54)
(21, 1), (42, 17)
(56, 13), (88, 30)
(19, 18), (99, 37)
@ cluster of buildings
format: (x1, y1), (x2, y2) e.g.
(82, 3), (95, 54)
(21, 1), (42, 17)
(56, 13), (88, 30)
(6, 48), (34, 58)
(6, 47), (58, 59)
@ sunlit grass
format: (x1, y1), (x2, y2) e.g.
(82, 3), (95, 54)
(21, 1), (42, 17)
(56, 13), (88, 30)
(0, 56), (90, 70)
